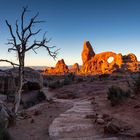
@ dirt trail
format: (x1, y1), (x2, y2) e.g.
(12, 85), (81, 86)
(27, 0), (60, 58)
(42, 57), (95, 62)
(49, 97), (118, 140)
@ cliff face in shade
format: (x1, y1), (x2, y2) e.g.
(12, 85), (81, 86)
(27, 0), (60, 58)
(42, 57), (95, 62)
(81, 41), (95, 64)
(0, 67), (43, 94)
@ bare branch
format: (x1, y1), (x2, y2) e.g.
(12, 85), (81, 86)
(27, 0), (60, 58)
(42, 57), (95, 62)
(16, 20), (22, 41)
(0, 59), (19, 67)
(8, 47), (17, 52)
(25, 29), (41, 43)
(6, 20), (17, 46)
(21, 6), (28, 31)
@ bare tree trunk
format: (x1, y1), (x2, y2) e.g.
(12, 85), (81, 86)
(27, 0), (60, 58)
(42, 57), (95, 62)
(14, 55), (24, 114)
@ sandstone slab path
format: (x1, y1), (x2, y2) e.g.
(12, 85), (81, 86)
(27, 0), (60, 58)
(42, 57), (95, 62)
(49, 98), (118, 140)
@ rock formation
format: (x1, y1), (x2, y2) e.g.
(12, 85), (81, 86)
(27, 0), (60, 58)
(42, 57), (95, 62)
(0, 67), (43, 95)
(43, 41), (138, 75)
(82, 41), (95, 64)
(122, 53), (138, 71)
(69, 63), (80, 74)
(81, 41), (138, 74)
(44, 59), (69, 74)
(81, 51), (123, 74)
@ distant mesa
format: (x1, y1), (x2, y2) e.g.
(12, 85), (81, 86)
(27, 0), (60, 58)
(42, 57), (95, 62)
(43, 41), (138, 75)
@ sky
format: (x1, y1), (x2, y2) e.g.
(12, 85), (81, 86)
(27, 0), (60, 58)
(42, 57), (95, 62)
(0, 0), (140, 66)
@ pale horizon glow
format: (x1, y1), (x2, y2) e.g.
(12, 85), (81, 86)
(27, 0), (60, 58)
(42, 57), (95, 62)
(0, 0), (140, 66)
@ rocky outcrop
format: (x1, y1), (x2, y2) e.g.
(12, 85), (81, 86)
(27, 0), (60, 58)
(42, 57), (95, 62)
(43, 41), (138, 75)
(69, 63), (80, 74)
(122, 53), (138, 71)
(81, 41), (138, 74)
(0, 67), (43, 95)
(81, 52), (123, 74)
(43, 59), (69, 75)
(55, 59), (69, 74)
(82, 41), (95, 64)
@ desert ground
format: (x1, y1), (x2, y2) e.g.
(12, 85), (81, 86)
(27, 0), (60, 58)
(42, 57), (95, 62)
(7, 73), (140, 140)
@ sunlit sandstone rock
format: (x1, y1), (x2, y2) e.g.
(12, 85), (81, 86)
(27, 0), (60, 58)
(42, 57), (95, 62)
(69, 63), (80, 74)
(81, 51), (123, 74)
(82, 41), (95, 64)
(44, 59), (69, 74)
(43, 41), (138, 75)
(81, 41), (138, 74)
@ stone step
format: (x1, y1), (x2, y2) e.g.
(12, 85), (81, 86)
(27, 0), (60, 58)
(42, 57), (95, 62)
(49, 129), (96, 139)
(53, 117), (93, 124)
(49, 99), (101, 140)
(57, 137), (119, 140)
(66, 110), (95, 114)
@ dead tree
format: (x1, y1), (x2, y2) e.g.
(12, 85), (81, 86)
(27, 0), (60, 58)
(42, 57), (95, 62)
(3, 7), (58, 114)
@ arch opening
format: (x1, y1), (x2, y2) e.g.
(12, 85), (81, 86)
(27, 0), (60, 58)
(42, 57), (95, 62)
(107, 56), (114, 63)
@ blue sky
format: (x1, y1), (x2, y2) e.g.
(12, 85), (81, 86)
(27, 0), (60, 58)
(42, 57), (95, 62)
(0, 0), (140, 66)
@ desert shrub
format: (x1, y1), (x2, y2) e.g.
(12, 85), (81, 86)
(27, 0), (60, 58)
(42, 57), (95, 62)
(76, 77), (84, 82)
(22, 91), (46, 109)
(89, 76), (98, 82)
(61, 73), (75, 85)
(99, 74), (110, 81)
(132, 73), (140, 94)
(62, 78), (71, 85)
(37, 91), (46, 101)
(48, 80), (61, 89)
(22, 81), (41, 91)
(67, 73), (75, 81)
(0, 117), (11, 140)
(107, 86), (130, 106)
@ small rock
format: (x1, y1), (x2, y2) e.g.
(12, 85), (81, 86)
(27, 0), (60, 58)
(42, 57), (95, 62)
(30, 118), (34, 123)
(136, 132), (140, 137)
(104, 122), (120, 134)
(33, 110), (41, 116)
(97, 118), (105, 124)
(85, 114), (96, 119)
(103, 114), (112, 122)
(97, 114), (103, 119)
(134, 105), (140, 109)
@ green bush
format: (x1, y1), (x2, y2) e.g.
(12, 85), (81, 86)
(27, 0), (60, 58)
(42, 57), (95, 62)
(48, 80), (61, 89)
(0, 117), (11, 140)
(63, 78), (71, 85)
(37, 91), (46, 101)
(99, 74), (110, 81)
(62, 73), (75, 85)
(107, 86), (130, 106)
(76, 77), (84, 82)
(67, 73), (75, 81)
(132, 73), (140, 94)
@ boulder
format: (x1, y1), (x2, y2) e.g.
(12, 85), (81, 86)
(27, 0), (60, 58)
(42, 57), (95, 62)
(0, 67), (43, 95)
(11, 67), (43, 88)
(104, 121), (120, 134)
(81, 41), (95, 64)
